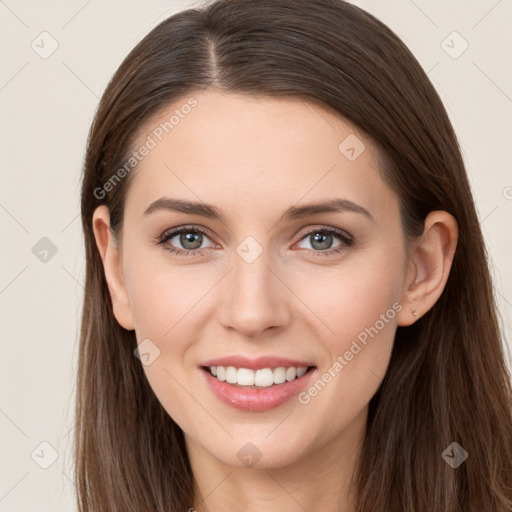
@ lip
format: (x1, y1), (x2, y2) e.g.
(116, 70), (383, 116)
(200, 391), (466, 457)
(201, 355), (314, 370)
(200, 362), (317, 412)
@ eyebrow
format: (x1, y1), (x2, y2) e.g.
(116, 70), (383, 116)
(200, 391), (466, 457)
(143, 197), (374, 223)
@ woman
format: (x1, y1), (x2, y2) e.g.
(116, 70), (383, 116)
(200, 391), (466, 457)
(75, 0), (512, 510)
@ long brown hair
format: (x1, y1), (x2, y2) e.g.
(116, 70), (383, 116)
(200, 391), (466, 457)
(76, 0), (512, 510)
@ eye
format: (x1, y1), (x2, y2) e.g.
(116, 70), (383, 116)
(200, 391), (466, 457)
(154, 225), (354, 258)
(155, 226), (214, 257)
(295, 227), (353, 257)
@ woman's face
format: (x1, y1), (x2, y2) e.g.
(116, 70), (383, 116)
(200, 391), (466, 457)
(103, 90), (415, 468)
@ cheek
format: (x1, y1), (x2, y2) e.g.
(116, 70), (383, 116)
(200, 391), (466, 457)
(290, 249), (404, 413)
(125, 251), (212, 340)
(291, 248), (404, 346)
(124, 258), (207, 426)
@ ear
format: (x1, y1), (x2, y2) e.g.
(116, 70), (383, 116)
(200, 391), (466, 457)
(92, 205), (135, 331)
(397, 210), (458, 326)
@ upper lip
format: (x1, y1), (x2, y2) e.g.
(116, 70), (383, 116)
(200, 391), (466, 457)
(201, 355), (315, 370)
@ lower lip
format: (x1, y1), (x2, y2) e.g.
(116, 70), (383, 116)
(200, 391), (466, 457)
(201, 367), (316, 412)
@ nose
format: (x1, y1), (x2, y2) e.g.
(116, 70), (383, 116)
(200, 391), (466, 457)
(218, 251), (292, 339)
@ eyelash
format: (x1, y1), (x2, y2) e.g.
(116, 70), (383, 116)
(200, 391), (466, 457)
(154, 225), (354, 258)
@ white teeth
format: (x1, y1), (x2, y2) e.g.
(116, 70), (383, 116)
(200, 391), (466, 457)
(273, 367), (286, 384)
(285, 367), (297, 381)
(207, 365), (311, 387)
(237, 368), (255, 386)
(296, 367), (307, 378)
(255, 368), (274, 387)
(216, 366), (226, 381)
(225, 366), (237, 384)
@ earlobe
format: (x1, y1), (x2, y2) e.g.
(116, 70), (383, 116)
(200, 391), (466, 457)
(92, 205), (135, 331)
(397, 210), (458, 327)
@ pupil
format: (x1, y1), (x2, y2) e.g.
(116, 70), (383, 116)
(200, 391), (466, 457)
(181, 231), (202, 250)
(312, 232), (331, 250)
(178, 231), (333, 251)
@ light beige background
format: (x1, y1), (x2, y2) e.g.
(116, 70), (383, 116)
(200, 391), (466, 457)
(0, 0), (511, 510)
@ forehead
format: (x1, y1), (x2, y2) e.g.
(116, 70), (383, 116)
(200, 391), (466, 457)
(123, 90), (397, 224)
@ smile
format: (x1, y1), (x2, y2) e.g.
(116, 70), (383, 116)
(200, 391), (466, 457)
(200, 355), (317, 411)
(206, 365), (311, 387)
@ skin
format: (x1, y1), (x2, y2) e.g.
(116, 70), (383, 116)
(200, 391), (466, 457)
(92, 89), (458, 512)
